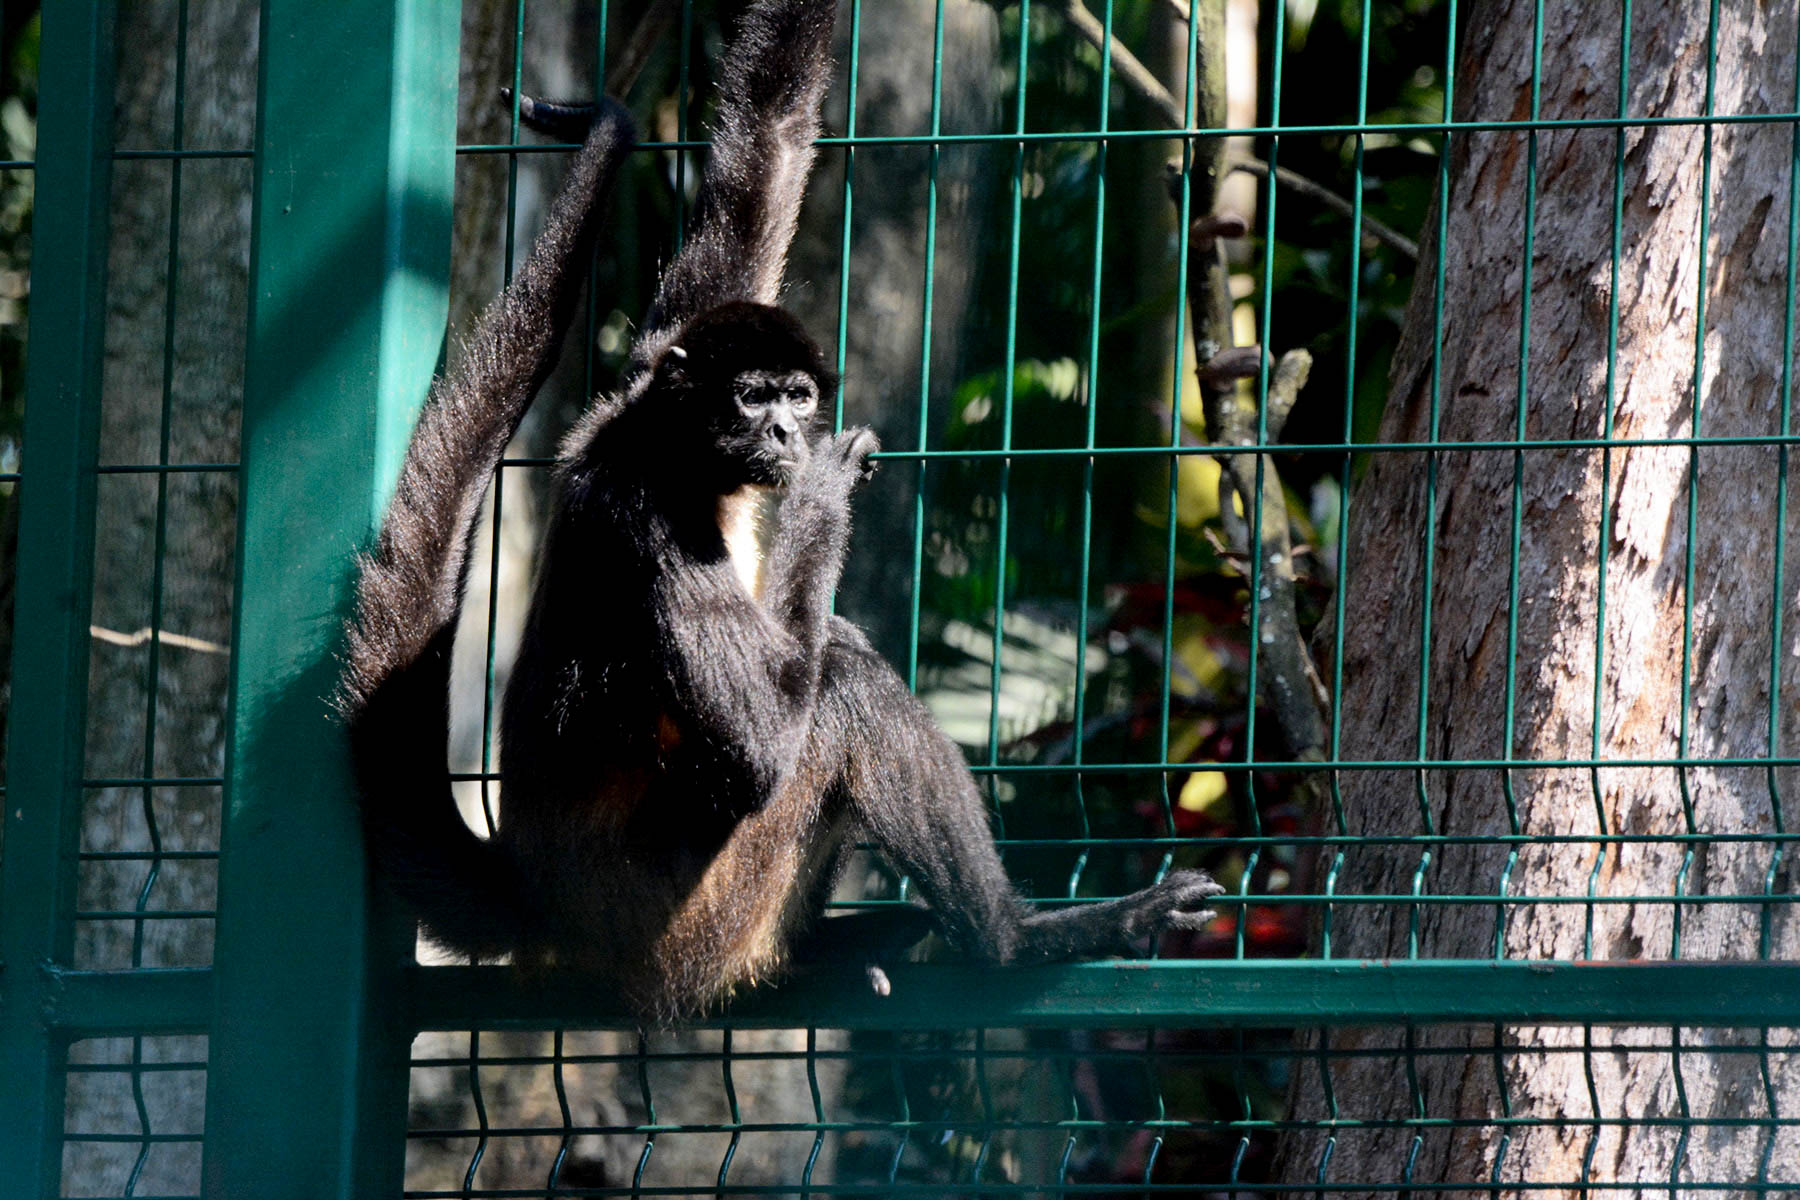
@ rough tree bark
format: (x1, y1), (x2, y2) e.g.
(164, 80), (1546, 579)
(55, 1), (258, 1193)
(1277, 1), (1800, 1194)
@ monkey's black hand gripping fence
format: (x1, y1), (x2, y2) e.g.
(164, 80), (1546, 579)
(4, 1), (1800, 1197)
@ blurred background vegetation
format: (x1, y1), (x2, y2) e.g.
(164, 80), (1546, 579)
(824, 0), (1450, 943)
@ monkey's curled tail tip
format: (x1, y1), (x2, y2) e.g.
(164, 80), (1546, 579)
(500, 87), (621, 143)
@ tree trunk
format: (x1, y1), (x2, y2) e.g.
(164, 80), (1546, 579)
(63, 2), (258, 1193)
(787, 0), (1001, 664)
(1279, 0), (1800, 1193)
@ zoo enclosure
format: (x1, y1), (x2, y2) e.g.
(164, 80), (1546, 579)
(0, 0), (1798, 1196)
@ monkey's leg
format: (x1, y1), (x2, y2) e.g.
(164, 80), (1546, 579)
(820, 622), (1223, 965)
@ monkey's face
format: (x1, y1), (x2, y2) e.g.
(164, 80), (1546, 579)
(716, 368), (820, 486)
(656, 301), (836, 492)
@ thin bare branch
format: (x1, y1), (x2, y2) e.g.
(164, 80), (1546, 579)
(1228, 156), (1419, 260)
(1194, 344), (1330, 756)
(1061, 0), (1418, 260)
(91, 625), (228, 655)
(1057, 0), (1188, 125)
(609, 0), (681, 98)
(1265, 345), (1313, 439)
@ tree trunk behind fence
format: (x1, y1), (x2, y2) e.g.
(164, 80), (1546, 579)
(1277, 0), (1800, 1193)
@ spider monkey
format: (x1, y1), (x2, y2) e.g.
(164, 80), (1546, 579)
(341, 0), (1222, 1021)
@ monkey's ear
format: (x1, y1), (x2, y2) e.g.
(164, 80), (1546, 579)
(652, 342), (691, 387)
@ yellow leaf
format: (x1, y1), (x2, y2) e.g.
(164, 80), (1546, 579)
(1171, 618), (1226, 698)
(1178, 770), (1228, 814)
(1167, 718), (1210, 765)
(1175, 454), (1222, 527)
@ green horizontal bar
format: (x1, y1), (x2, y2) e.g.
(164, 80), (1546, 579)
(495, 433), (1800, 471)
(405, 1184), (1794, 1196)
(38, 967), (212, 1035)
(846, 109), (1800, 140)
(408, 1034), (1785, 1068)
(975, 832), (1800, 848)
(459, 107), (1800, 158)
(871, 432), (1800, 457)
(1029, 893), (1799, 906)
(984, 755), (1800, 772)
(112, 148), (251, 161)
(452, 754), (1800, 779)
(77, 850), (219, 862)
(404, 960), (1800, 1031)
(95, 461), (237, 475)
(73, 910), (216, 920)
(66, 1059), (206, 1073)
(408, 1110), (1800, 1141)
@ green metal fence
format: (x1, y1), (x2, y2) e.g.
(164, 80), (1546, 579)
(3, 0), (1799, 1195)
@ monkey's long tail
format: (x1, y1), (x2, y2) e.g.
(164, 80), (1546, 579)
(338, 99), (639, 959)
(347, 627), (531, 959)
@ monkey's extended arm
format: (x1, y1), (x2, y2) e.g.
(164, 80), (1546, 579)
(340, 103), (637, 956)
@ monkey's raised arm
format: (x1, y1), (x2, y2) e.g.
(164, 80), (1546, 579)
(626, 0), (839, 384)
(340, 103), (636, 956)
(344, 101), (635, 710)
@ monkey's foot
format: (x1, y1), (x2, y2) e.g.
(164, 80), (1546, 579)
(1126, 869), (1226, 942)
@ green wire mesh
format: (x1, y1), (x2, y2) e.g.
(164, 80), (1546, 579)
(402, 1025), (1800, 1195)
(2, 0), (1799, 1195)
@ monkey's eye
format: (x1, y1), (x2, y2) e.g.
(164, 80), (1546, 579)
(733, 375), (783, 407)
(733, 372), (818, 414)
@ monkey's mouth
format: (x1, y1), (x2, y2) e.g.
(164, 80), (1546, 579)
(757, 436), (809, 475)
(747, 452), (801, 486)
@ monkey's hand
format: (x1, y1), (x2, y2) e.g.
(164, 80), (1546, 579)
(1121, 869), (1226, 947)
(832, 426), (880, 485)
(794, 426), (879, 497)
(762, 427), (879, 627)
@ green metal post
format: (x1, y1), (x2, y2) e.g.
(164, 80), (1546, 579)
(0, 6), (116, 1197)
(201, 2), (459, 1195)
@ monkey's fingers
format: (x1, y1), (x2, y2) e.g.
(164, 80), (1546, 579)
(1149, 869), (1227, 933)
(835, 426), (880, 483)
(1162, 907), (1221, 932)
